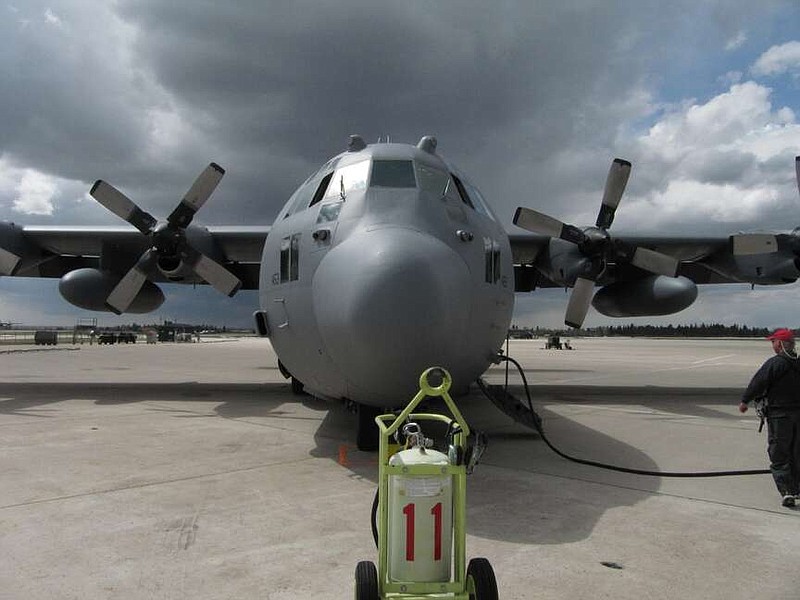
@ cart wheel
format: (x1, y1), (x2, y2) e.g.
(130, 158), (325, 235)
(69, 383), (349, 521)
(467, 557), (498, 600)
(354, 560), (379, 600)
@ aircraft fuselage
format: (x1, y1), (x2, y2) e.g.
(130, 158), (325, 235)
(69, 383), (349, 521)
(259, 139), (514, 407)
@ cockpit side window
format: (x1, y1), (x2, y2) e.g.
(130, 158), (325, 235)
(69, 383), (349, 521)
(309, 172), (334, 207)
(451, 174), (496, 220)
(279, 188), (302, 220)
(462, 180), (496, 220)
(279, 157), (342, 219)
(416, 163), (450, 196)
(282, 181), (316, 219)
(371, 160), (416, 188)
(451, 175), (475, 209)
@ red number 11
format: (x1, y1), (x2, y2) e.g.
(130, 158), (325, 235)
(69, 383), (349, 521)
(401, 502), (443, 562)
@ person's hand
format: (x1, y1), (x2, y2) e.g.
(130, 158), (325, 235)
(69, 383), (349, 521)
(738, 402), (749, 413)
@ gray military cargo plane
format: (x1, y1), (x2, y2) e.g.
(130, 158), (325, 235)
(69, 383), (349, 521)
(1, 136), (798, 447)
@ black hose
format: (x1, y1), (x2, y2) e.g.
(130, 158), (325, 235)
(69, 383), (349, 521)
(371, 487), (379, 549)
(487, 354), (770, 477)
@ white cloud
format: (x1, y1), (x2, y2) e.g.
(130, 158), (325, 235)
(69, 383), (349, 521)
(751, 41), (800, 77)
(14, 169), (57, 215)
(43, 8), (63, 27)
(639, 82), (778, 154)
(718, 70), (742, 86)
(0, 158), (89, 216)
(725, 31), (747, 51)
(616, 80), (799, 233)
(629, 179), (781, 224)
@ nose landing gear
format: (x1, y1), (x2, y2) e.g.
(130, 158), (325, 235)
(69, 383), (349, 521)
(357, 403), (382, 452)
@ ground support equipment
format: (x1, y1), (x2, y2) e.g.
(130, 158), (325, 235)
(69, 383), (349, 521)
(354, 367), (498, 599)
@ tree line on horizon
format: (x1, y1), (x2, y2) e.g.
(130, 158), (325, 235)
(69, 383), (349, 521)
(510, 323), (783, 337)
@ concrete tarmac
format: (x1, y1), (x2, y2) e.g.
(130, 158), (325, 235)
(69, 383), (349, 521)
(1, 336), (798, 599)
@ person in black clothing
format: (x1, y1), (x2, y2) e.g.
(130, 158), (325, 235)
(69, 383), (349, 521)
(739, 328), (800, 508)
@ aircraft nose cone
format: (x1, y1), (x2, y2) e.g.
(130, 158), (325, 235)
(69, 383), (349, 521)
(313, 228), (472, 404)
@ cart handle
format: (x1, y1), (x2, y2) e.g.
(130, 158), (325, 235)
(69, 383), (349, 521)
(419, 366), (451, 396)
(376, 367), (471, 439)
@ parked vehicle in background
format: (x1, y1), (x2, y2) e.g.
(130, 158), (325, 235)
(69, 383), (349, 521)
(545, 335), (563, 349)
(34, 330), (58, 345)
(544, 335), (573, 350)
(117, 332), (137, 343)
(97, 332), (117, 345)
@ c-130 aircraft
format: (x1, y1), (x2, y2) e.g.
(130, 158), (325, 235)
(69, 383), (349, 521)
(1, 135), (798, 447)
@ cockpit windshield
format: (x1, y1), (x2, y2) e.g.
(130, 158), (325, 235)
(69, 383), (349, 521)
(370, 160), (416, 188)
(283, 154), (497, 222)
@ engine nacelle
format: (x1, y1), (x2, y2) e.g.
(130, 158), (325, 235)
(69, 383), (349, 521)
(156, 255), (193, 281)
(536, 239), (593, 287)
(592, 275), (698, 317)
(154, 225), (219, 281)
(732, 255), (800, 285)
(59, 268), (165, 313)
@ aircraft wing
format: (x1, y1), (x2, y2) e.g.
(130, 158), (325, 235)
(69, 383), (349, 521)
(0, 223), (269, 289)
(509, 233), (750, 289)
(510, 227), (798, 326)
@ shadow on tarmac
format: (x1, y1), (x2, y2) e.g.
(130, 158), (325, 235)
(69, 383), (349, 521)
(532, 384), (744, 420)
(0, 380), (744, 546)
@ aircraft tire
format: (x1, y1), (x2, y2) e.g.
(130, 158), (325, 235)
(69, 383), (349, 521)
(467, 557), (498, 600)
(290, 377), (305, 395)
(356, 404), (381, 451)
(354, 560), (379, 600)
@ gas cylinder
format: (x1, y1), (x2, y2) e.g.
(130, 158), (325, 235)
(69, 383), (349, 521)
(387, 445), (453, 582)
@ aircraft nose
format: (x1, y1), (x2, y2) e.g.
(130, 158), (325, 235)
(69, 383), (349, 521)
(313, 227), (472, 403)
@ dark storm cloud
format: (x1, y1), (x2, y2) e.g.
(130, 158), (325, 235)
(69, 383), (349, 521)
(2, 0), (782, 226)
(115, 0), (745, 223)
(0, 3), (151, 181)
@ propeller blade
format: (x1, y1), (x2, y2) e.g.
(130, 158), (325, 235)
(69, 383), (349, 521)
(185, 246), (242, 297)
(596, 158), (632, 229)
(0, 247), (21, 275)
(106, 250), (157, 314)
(630, 247), (680, 277)
(513, 207), (562, 237)
(513, 207), (586, 245)
(565, 276), (595, 329)
(795, 155), (799, 198)
(167, 163), (225, 228)
(90, 180), (158, 234)
(731, 233), (779, 255)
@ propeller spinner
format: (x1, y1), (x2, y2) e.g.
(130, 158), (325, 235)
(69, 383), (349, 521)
(90, 163), (241, 314)
(514, 158), (679, 328)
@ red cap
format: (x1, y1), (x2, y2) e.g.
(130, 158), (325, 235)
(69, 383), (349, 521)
(766, 328), (795, 342)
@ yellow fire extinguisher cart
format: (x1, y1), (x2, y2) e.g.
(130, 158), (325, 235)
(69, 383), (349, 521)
(354, 367), (498, 599)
